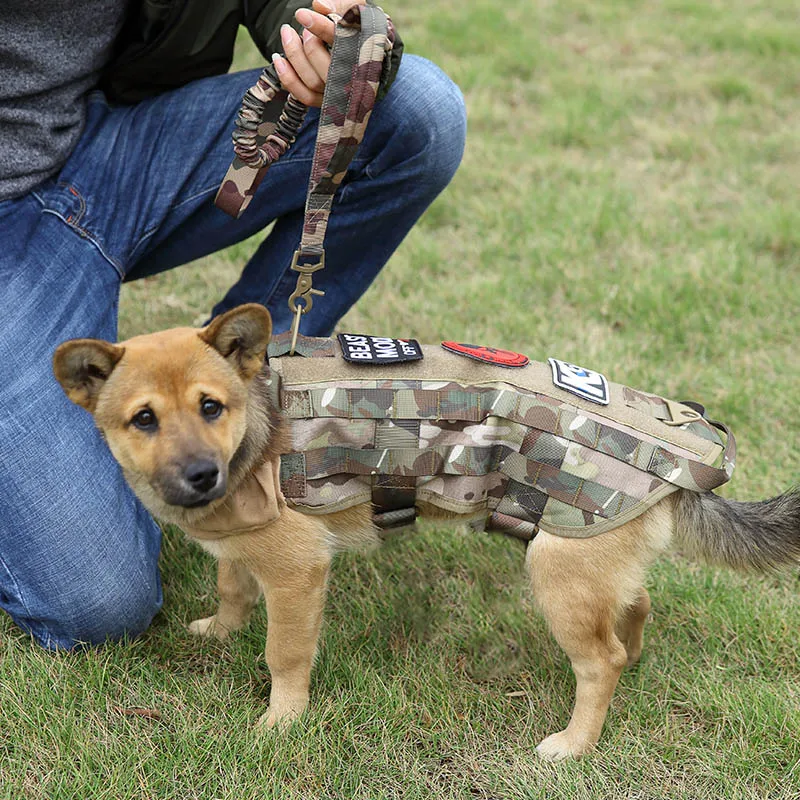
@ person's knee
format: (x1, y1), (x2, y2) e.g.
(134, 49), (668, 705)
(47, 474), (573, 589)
(0, 475), (164, 651)
(377, 55), (467, 190)
(23, 572), (163, 651)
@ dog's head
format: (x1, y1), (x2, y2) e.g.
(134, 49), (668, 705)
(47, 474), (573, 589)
(53, 304), (272, 517)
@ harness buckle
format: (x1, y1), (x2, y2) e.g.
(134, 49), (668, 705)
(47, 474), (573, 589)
(662, 398), (703, 426)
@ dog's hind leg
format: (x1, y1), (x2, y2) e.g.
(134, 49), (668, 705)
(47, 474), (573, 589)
(615, 587), (651, 667)
(189, 558), (261, 641)
(527, 507), (670, 760)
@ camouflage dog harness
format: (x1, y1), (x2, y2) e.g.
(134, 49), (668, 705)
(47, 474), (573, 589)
(210, 7), (734, 542)
(266, 333), (736, 541)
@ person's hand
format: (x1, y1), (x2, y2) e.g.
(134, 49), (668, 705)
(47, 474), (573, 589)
(272, 0), (358, 107)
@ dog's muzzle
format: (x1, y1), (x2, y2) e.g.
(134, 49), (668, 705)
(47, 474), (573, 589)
(159, 459), (227, 508)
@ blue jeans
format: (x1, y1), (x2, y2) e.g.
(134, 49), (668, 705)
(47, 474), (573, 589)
(0, 56), (466, 649)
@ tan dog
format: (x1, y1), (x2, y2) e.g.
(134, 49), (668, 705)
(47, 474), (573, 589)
(53, 304), (800, 760)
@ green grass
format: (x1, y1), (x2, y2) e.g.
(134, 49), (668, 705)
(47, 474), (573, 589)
(3, 0), (800, 796)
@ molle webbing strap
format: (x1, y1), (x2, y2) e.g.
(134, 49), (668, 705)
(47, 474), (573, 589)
(486, 512), (539, 542)
(293, 442), (644, 521)
(372, 420), (419, 530)
(488, 473), (546, 541)
(280, 385), (735, 493)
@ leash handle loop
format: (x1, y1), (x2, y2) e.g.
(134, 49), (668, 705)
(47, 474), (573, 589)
(215, 6), (393, 227)
(295, 5), (391, 254)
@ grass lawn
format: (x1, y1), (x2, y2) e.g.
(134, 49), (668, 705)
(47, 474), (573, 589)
(2, 0), (800, 797)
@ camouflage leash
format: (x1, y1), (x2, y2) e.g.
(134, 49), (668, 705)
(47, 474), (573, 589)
(286, 5), (392, 353)
(214, 6), (395, 353)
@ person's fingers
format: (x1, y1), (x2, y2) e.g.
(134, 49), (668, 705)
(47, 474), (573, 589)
(280, 24), (325, 94)
(272, 53), (324, 107)
(302, 29), (332, 85)
(279, 0), (356, 104)
(295, 7), (336, 46)
(322, 0), (361, 14)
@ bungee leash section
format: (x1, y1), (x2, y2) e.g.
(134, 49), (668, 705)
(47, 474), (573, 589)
(215, 5), (396, 353)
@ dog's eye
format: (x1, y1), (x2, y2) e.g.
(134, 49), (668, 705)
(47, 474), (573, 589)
(131, 409), (157, 431)
(201, 398), (223, 420)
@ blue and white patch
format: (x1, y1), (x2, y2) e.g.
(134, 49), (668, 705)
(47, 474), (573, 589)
(549, 358), (610, 405)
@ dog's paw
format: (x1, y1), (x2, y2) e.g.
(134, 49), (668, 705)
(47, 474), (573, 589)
(188, 615), (229, 641)
(254, 705), (301, 732)
(536, 730), (595, 761)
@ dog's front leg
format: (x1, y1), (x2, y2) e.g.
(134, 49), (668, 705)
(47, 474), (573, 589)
(189, 558), (261, 640)
(257, 559), (330, 730)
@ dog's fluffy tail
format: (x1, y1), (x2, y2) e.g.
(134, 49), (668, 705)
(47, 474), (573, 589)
(673, 487), (800, 571)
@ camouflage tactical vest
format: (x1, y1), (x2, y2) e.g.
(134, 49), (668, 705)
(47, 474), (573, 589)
(267, 333), (736, 541)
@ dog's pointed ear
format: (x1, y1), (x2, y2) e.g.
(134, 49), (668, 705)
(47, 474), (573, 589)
(53, 339), (125, 412)
(200, 304), (272, 381)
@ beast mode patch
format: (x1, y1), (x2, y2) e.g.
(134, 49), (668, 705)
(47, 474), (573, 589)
(549, 358), (610, 405)
(337, 334), (423, 364)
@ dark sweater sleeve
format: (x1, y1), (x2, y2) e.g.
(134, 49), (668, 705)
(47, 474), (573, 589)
(101, 0), (402, 105)
(245, 0), (313, 57)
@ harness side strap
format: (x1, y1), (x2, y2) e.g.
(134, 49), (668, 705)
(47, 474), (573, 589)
(371, 418), (419, 530)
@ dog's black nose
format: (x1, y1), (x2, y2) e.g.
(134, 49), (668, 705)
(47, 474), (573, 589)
(184, 460), (220, 493)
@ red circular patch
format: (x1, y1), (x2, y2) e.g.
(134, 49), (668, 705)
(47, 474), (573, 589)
(441, 341), (529, 368)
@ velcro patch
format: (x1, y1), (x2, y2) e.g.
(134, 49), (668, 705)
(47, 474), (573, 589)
(337, 334), (423, 364)
(441, 341), (529, 368)
(549, 358), (610, 405)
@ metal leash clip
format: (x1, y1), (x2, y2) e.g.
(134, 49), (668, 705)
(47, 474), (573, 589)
(288, 250), (326, 355)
